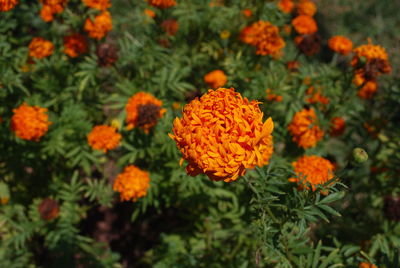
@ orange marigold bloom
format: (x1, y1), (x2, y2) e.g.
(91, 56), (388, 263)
(125, 92), (166, 133)
(297, 0), (317, 16)
(148, 0), (176, 9)
(292, 15), (318, 35)
(278, 0), (294, 13)
(204, 70), (227, 89)
(288, 108), (324, 148)
(87, 125), (121, 152)
(144, 8), (155, 18)
(330, 117), (345, 136)
(287, 60), (299, 72)
(289, 155), (335, 191)
(357, 80), (378, 99)
(359, 263), (378, 268)
(82, 0), (110, 10)
(352, 41), (389, 67)
(113, 165), (150, 202)
(328, 36), (353, 55)
(29, 37), (54, 59)
(11, 103), (51, 141)
(161, 19), (179, 36)
(84, 11), (112, 40)
(242, 9), (252, 17)
(0, 0), (18, 12)
(169, 88), (274, 182)
(39, 0), (66, 22)
(63, 33), (88, 58)
(306, 86), (329, 106)
(266, 89), (283, 102)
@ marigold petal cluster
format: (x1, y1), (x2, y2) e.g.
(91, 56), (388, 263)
(306, 86), (329, 106)
(352, 42), (389, 66)
(11, 103), (51, 141)
(125, 92), (166, 133)
(329, 117), (345, 136)
(297, 0), (317, 16)
(63, 33), (88, 58)
(204, 70), (227, 89)
(0, 0), (18, 12)
(289, 155), (335, 191)
(328, 36), (353, 55)
(39, 0), (66, 22)
(148, 0), (176, 9)
(161, 19), (179, 36)
(359, 263), (378, 268)
(169, 88), (274, 183)
(113, 165), (150, 202)
(82, 0), (110, 10)
(84, 11), (112, 40)
(242, 9), (252, 17)
(288, 108), (324, 148)
(87, 125), (122, 152)
(357, 80), (378, 99)
(292, 15), (318, 35)
(144, 8), (155, 18)
(29, 37), (54, 59)
(277, 0), (294, 13)
(266, 89), (283, 102)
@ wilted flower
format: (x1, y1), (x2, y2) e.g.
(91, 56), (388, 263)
(84, 11), (112, 40)
(161, 19), (179, 36)
(125, 92), (166, 133)
(383, 196), (400, 221)
(0, 0), (18, 12)
(289, 155), (335, 191)
(97, 43), (118, 66)
(29, 37), (54, 59)
(38, 198), (60, 221)
(359, 263), (378, 268)
(288, 108), (324, 148)
(329, 117), (345, 136)
(63, 33), (88, 58)
(113, 165), (150, 202)
(297, 0), (317, 16)
(82, 0), (111, 10)
(11, 103), (51, 141)
(328, 36), (353, 55)
(39, 0), (66, 22)
(204, 70), (227, 88)
(148, 0), (176, 9)
(292, 15), (318, 35)
(87, 125), (122, 153)
(169, 88), (274, 182)
(295, 34), (321, 56)
(277, 0), (294, 14)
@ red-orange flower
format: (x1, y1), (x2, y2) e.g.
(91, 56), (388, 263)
(330, 117), (345, 136)
(63, 33), (88, 58)
(288, 108), (324, 148)
(204, 70), (227, 89)
(287, 60), (300, 72)
(297, 0), (317, 16)
(29, 37), (54, 59)
(359, 263), (378, 268)
(39, 0), (66, 22)
(266, 89), (283, 102)
(148, 0), (176, 9)
(144, 8), (155, 18)
(292, 15), (318, 35)
(82, 0), (110, 10)
(289, 155), (335, 191)
(357, 80), (378, 99)
(242, 9), (252, 17)
(87, 125), (122, 152)
(306, 86), (329, 106)
(161, 19), (179, 36)
(0, 0), (18, 11)
(278, 0), (294, 14)
(125, 92), (166, 133)
(84, 11), (112, 40)
(328, 36), (353, 55)
(11, 103), (51, 141)
(113, 165), (150, 202)
(38, 198), (59, 221)
(169, 88), (274, 182)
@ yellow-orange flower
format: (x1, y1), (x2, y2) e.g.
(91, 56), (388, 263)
(328, 36), (353, 55)
(169, 88), (274, 182)
(289, 155), (335, 191)
(87, 125), (121, 152)
(357, 80), (378, 99)
(113, 165), (150, 202)
(240, 21), (285, 56)
(147, 0), (176, 9)
(161, 19), (179, 36)
(351, 40), (391, 74)
(0, 0), (18, 12)
(84, 11), (112, 40)
(330, 117), (345, 136)
(297, 0), (317, 16)
(82, 0), (110, 10)
(288, 108), (324, 148)
(125, 92), (166, 133)
(29, 37), (54, 59)
(204, 70), (227, 88)
(359, 263), (378, 268)
(144, 8), (155, 18)
(39, 0), (66, 22)
(63, 33), (88, 58)
(278, 0), (294, 14)
(292, 15), (318, 35)
(11, 103), (51, 141)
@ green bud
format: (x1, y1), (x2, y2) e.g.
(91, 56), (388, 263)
(352, 148), (368, 164)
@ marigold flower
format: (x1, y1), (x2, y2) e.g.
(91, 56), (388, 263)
(330, 117), (345, 136)
(288, 108), (324, 148)
(278, 0), (294, 13)
(113, 165), (150, 202)
(295, 34), (321, 56)
(242, 9), (252, 17)
(306, 86), (329, 106)
(266, 89), (283, 102)
(63, 33), (88, 58)
(220, 30), (230, 39)
(352, 40), (389, 68)
(148, 0), (176, 9)
(82, 0), (110, 10)
(328, 36), (353, 55)
(125, 92), (166, 133)
(97, 43), (118, 66)
(297, 0), (317, 16)
(38, 198), (59, 221)
(11, 103), (51, 141)
(289, 155), (335, 191)
(357, 80), (378, 99)
(0, 0), (18, 12)
(144, 8), (155, 18)
(292, 15), (318, 35)
(87, 125), (121, 152)
(29, 37), (54, 59)
(84, 11), (112, 40)
(287, 60), (300, 72)
(39, 0), (66, 22)
(204, 70), (227, 89)
(169, 88), (274, 182)
(161, 19), (179, 36)
(359, 263), (378, 268)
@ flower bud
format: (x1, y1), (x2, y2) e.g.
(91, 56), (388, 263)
(38, 198), (60, 221)
(352, 148), (368, 164)
(0, 182), (9, 205)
